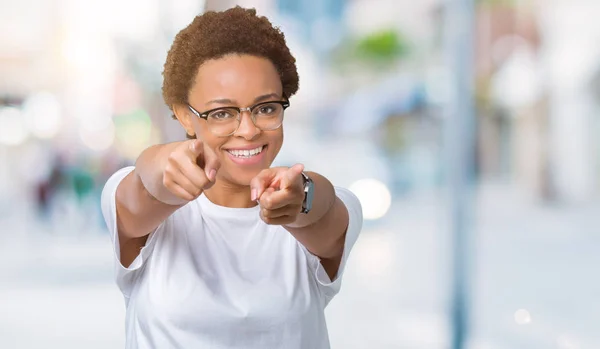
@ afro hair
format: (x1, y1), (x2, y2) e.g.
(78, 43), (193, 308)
(162, 6), (299, 116)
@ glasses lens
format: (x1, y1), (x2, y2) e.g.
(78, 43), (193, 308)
(252, 102), (284, 130)
(206, 108), (239, 136)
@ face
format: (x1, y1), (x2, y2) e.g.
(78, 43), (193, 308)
(174, 54), (285, 187)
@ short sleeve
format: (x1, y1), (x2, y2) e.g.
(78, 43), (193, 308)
(303, 187), (363, 305)
(100, 166), (164, 299)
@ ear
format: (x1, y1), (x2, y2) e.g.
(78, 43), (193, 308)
(172, 103), (196, 137)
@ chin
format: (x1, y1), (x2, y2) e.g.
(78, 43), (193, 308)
(219, 167), (263, 187)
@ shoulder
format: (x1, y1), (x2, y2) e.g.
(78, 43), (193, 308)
(333, 186), (363, 243)
(101, 167), (135, 202)
(334, 187), (362, 215)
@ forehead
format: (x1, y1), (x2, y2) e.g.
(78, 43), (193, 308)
(190, 54), (282, 104)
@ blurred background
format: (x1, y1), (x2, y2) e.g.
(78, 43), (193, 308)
(1, 0), (599, 348)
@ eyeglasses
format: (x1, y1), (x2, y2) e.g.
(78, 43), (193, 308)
(187, 100), (290, 137)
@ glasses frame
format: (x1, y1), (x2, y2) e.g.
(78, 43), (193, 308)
(187, 100), (290, 137)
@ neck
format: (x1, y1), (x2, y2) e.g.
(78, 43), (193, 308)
(202, 178), (257, 208)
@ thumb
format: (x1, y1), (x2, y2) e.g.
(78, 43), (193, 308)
(280, 163), (304, 190)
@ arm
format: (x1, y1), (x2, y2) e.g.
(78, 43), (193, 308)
(252, 166), (349, 280)
(113, 140), (219, 267)
(115, 142), (183, 267)
(283, 172), (349, 280)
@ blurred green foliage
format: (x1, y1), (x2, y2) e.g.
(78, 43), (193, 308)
(355, 29), (409, 62)
(330, 28), (410, 72)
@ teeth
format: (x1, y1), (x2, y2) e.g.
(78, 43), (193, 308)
(228, 146), (264, 158)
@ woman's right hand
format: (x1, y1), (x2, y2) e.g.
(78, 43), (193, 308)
(113, 139), (220, 265)
(162, 139), (221, 204)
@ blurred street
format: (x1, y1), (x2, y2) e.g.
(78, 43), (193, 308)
(1, 181), (598, 349)
(2, 0), (600, 348)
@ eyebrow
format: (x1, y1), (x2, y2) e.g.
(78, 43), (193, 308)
(253, 93), (281, 103)
(206, 93), (281, 106)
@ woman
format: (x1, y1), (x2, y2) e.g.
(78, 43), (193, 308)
(101, 6), (363, 349)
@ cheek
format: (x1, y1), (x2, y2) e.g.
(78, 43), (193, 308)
(193, 120), (217, 144)
(193, 120), (210, 138)
(269, 129), (284, 153)
(196, 131), (228, 160)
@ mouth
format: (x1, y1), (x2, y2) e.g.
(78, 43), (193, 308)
(225, 145), (267, 159)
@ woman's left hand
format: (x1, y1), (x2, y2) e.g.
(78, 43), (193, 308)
(250, 164), (305, 225)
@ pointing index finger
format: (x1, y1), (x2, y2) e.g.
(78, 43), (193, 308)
(189, 139), (204, 157)
(201, 143), (221, 181)
(280, 163), (304, 190)
(251, 169), (276, 201)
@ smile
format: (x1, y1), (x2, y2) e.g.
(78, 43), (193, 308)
(226, 145), (265, 158)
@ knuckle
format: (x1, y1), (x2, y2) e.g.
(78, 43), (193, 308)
(263, 198), (273, 209)
(198, 176), (209, 188)
(258, 169), (271, 179)
(193, 187), (202, 197)
(164, 162), (176, 175)
(167, 152), (179, 165)
(164, 169), (176, 182)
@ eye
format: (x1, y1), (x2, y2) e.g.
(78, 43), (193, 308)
(255, 103), (279, 115)
(209, 109), (235, 120)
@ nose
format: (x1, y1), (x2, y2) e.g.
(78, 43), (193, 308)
(233, 110), (260, 140)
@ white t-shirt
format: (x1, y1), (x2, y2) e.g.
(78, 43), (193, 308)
(101, 166), (363, 349)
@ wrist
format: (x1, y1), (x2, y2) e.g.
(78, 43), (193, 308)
(136, 143), (188, 206)
(284, 172), (335, 229)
